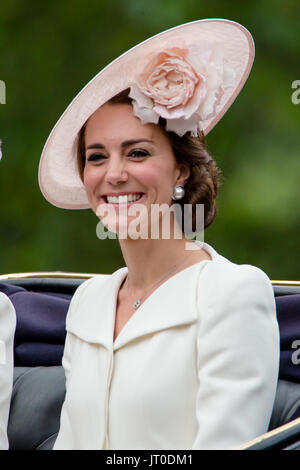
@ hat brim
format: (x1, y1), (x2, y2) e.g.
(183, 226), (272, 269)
(38, 18), (255, 209)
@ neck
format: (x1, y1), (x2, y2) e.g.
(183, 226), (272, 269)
(118, 236), (194, 291)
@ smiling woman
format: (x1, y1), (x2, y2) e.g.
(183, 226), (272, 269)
(38, 19), (280, 450)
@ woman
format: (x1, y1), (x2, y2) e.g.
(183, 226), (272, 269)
(0, 292), (16, 449)
(38, 19), (279, 450)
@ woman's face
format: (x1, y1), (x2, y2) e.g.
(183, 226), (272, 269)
(83, 103), (189, 237)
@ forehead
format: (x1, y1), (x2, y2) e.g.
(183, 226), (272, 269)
(84, 103), (166, 145)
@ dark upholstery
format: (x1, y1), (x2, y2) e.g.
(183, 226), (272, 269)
(8, 366), (65, 450)
(269, 380), (300, 430)
(276, 294), (300, 384)
(2, 278), (300, 450)
(0, 281), (71, 366)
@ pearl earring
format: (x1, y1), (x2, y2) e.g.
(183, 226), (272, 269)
(171, 185), (185, 201)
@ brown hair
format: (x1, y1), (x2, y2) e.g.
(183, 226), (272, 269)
(77, 89), (222, 231)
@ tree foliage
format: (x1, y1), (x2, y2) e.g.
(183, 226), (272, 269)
(0, 0), (299, 279)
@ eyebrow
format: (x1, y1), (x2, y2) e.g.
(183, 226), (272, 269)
(85, 139), (154, 151)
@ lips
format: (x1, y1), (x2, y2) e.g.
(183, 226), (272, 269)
(96, 193), (147, 221)
(102, 192), (145, 205)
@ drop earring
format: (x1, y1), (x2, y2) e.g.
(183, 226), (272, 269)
(171, 185), (185, 201)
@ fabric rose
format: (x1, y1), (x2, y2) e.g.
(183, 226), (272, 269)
(129, 41), (235, 136)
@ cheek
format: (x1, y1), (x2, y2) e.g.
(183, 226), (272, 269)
(83, 169), (102, 212)
(83, 167), (99, 194)
(136, 163), (174, 191)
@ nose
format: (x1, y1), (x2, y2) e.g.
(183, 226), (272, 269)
(104, 155), (128, 185)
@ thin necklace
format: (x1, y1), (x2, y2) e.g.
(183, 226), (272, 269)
(125, 251), (193, 310)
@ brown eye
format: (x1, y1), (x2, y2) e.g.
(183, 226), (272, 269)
(129, 149), (150, 158)
(87, 153), (106, 162)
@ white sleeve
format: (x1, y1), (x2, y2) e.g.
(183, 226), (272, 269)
(0, 293), (16, 450)
(192, 263), (280, 450)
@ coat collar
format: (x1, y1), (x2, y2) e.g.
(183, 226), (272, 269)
(68, 242), (219, 351)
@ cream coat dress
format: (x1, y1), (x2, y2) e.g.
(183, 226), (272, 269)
(54, 242), (279, 450)
(0, 293), (16, 450)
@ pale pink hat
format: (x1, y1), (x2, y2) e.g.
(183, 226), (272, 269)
(38, 18), (255, 209)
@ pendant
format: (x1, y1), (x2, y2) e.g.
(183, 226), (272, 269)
(133, 299), (141, 309)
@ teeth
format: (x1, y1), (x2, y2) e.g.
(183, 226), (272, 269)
(106, 193), (142, 204)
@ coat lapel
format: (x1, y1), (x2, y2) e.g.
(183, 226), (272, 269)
(68, 260), (211, 351)
(113, 263), (204, 350)
(67, 270), (125, 349)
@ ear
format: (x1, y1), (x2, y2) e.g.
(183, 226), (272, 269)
(175, 163), (190, 187)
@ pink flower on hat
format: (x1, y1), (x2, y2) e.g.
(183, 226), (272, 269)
(129, 41), (235, 136)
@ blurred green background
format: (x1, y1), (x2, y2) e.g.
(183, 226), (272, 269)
(0, 0), (299, 280)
